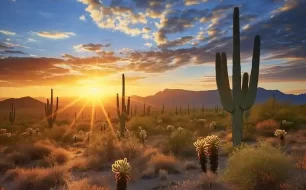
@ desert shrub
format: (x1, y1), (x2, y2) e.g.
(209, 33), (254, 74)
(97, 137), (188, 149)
(127, 116), (159, 135)
(255, 98), (280, 121)
(149, 153), (180, 174)
(45, 125), (72, 142)
(256, 119), (279, 136)
(76, 122), (91, 132)
(85, 133), (117, 169)
(4, 166), (68, 190)
(294, 153), (306, 189)
(183, 161), (198, 170)
(219, 141), (234, 156)
(67, 157), (88, 171)
(0, 158), (15, 173)
(25, 141), (55, 160)
(243, 123), (257, 141)
(167, 129), (193, 155)
(47, 148), (70, 165)
(222, 141), (293, 190)
(65, 178), (110, 190)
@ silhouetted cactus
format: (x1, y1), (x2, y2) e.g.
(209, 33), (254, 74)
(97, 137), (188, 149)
(194, 138), (208, 173)
(117, 74), (130, 137)
(112, 158), (131, 190)
(186, 104), (189, 115)
(147, 105), (151, 116)
(134, 105), (137, 116)
(143, 103), (146, 116)
(9, 103), (15, 126)
(215, 7), (260, 146)
(161, 104), (164, 114)
(45, 89), (58, 128)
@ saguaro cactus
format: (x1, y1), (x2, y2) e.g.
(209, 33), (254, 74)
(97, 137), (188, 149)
(9, 103), (15, 126)
(215, 7), (261, 146)
(117, 74), (130, 137)
(143, 103), (146, 116)
(45, 89), (58, 128)
(161, 104), (164, 114)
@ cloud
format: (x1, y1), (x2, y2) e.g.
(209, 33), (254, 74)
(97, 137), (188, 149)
(0, 56), (122, 87)
(259, 59), (306, 82)
(77, 0), (148, 37)
(27, 38), (37, 43)
(0, 30), (16, 36)
(144, 43), (153, 47)
(0, 50), (26, 54)
(35, 31), (76, 39)
(158, 36), (194, 49)
(184, 0), (208, 6)
(73, 43), (111, 52)
(79, 14), (86, 21)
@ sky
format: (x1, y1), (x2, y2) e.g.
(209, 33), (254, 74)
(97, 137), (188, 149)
(0, 0), (305, 98)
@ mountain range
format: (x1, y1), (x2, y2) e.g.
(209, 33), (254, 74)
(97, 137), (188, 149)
(0, 88), (305, 110)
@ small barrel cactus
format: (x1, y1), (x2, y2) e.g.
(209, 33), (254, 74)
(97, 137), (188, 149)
(205, 135), (220, 173)
(274, 129), (287, 147)
(116, 130), (121, 141)
(139, 129), (147, 144)
(194, 138), (208, 173)
(166, 125), (174, 132)
(112, 158), (131, 190)
(177, 127), (183, 133)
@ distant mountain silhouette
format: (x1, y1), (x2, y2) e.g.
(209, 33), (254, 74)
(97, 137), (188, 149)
(0, 88), (305, 111)
(130, 87), (306, 108)
(0, 96), (45, 109)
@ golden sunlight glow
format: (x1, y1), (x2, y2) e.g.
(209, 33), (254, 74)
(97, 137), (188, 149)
(78, 86), (103, 99)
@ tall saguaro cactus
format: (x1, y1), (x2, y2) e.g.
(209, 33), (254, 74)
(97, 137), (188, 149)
(45, 89), (59, 128)
(215, 7), (261, 146)
(117, 74), (130, 137)
(9, 103), (16, 126)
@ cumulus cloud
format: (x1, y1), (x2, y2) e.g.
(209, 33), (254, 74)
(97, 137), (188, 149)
(35, 31), (76, 39)
(144, 43), (153, 47)
(79, 14), (86, 21)
(73, 43), (111, 53)
(184, 0), (208, 6)
(77, 0), (148, 37)
(0, 30), (16, 36)
(0, 50), (26, 54)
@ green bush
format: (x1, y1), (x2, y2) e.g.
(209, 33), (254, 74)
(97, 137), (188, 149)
(222, 141), (292, 190)
(168, 129), (193, 156)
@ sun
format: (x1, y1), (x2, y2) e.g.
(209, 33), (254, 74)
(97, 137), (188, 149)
(79, 86), (103, 100)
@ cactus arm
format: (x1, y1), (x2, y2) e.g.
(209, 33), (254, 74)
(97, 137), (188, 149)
(215, 53), (234, 113)
(116, 93), (121, 117)
(127, 97), (130, 115)
(53, 97), (58, 121)
(241, 36), (261, 110)
(232, 7), (242, 106)
(241, 72), (249, 99)
(122, 74), (125, 113)
(50, 89), (53, 114)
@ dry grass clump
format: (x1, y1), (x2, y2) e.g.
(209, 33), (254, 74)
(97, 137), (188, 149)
(65, 178), (110, 190)
(149, 153), (180, 174)
(67, 157), (89, 171)
(46, 148), (70, 165)
(256, 119), (279, 136)
(4, 166), (68, 190)
(222, 141), (292, 190)
(183, 160), (198, 170)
